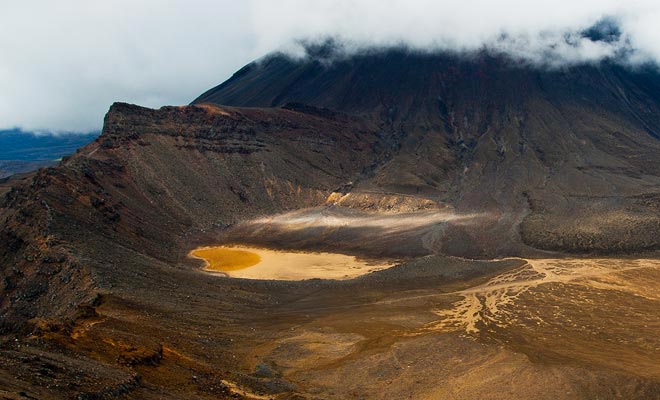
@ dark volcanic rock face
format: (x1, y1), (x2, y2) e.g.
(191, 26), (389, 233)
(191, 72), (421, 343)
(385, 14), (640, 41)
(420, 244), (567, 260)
(196, 50), (660, 254)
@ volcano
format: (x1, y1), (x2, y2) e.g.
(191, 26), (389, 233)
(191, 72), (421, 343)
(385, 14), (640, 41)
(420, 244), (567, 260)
(1, 49), (660, 399)
(196, 49), (660, 255)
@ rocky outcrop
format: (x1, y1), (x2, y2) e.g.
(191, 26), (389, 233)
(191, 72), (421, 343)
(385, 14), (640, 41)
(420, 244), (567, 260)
(326, 191), (441, 213)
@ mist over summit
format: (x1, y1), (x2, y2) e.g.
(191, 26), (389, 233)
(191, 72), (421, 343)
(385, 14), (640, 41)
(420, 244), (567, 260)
(271, 17), (644, 69)
(3, 1), (660, 132)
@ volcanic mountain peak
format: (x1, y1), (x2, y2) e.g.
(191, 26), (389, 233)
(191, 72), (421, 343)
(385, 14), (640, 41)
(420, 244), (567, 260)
(195, 48), (660, 112)
(194, 50), (660, 253)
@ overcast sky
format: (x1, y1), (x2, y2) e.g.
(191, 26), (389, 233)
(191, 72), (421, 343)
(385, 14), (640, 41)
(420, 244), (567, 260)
(2, 0), (660, 133)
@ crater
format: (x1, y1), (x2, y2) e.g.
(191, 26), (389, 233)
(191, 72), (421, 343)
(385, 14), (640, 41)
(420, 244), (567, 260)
(189, 245), (396, 280)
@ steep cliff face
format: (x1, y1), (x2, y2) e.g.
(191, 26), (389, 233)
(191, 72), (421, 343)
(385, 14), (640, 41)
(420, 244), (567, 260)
(196, 50), (660, 254)
(81, 102), (382, 256)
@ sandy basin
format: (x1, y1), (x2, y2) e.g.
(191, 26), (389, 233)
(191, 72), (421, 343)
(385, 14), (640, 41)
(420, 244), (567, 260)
(190, 245), (396, 280)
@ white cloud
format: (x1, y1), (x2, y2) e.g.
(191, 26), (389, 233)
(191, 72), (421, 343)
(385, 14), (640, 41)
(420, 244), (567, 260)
(0, 1), (257, 132)
(1, 0), (660, 132)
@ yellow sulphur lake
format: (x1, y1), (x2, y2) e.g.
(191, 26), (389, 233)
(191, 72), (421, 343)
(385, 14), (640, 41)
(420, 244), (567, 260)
(189, 245), (395, 281)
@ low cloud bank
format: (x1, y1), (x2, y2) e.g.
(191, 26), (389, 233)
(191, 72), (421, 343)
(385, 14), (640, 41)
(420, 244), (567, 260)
(2, 1), (660, 132)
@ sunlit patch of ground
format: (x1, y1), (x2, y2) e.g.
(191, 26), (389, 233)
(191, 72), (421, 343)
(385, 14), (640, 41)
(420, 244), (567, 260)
(232, 257), (660, 397)
(420, 258), (660, 337)
(190, 245), (396, 280)
(250, 206), (485, 233)
(31, 255), (660, 399)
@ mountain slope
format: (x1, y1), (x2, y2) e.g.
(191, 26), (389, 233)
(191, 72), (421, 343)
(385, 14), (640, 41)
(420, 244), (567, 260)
(196, 50), (660, 254)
